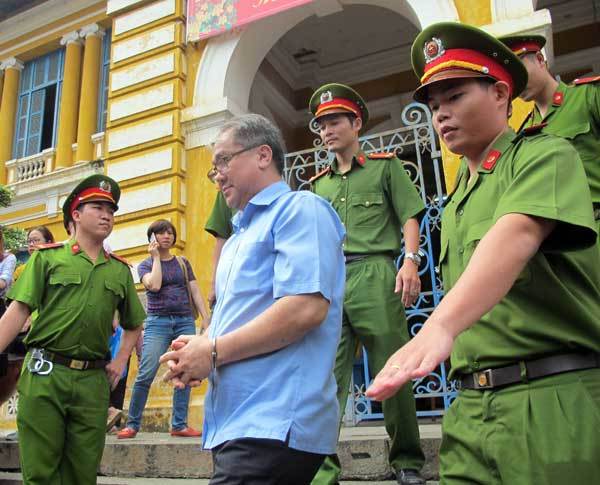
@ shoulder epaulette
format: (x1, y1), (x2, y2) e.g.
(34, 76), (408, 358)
(309, 166), (331, 183)
(522, 122), (547, 136)
(33, 242), (65, 251)
(367, 152), (395, 159)
(109, 252), (132, 267)
(573, 76), (600, 86)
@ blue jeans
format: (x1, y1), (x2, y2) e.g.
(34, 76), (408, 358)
(126, 314), (196, 431)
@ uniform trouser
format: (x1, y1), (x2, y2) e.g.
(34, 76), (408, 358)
(440, 368), (600, 485)
(17, 353), (110, 485)
(312, 256), (424, 485)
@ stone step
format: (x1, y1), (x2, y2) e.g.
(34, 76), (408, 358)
(0, 473), (440, 484)
(0, 423), (441, 481)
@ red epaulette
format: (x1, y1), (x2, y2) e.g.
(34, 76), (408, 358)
(309, 166), (331, 183)
(109, 252), (132, 267)
(573, 76), (600, 86)
(522, 122), (547, 136)
(367, 152), (395, 159)
(32, 242), (65, 251)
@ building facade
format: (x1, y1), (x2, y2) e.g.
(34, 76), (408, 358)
(0, 0), (597, 432)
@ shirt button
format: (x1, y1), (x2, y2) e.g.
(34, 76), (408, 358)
(365, 201), (370, 206)
(457, 209), (464, 216)
(240, 227), (245, 233)
(342, 175), (347, 180)
(458, 247), (464, 254)
(340, 197), (346, 202)
(472, 361), (480, 370)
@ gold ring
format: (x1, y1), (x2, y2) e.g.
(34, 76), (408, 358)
(391, 364), (402, 370)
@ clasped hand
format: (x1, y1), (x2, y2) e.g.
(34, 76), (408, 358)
(159, 334), (212, 389)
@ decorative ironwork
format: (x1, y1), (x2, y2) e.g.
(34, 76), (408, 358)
(283, 102), (456, 420)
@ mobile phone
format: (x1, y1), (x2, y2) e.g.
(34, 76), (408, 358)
(150, 233), (157, 244)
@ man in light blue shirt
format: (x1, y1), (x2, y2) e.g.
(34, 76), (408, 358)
(161, 114), (346, 484)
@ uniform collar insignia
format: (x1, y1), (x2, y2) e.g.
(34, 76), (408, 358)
(356, 154), (366, 166)
(552, 91), (564, 106)
(320, 90), (333, 104)
(71, 243), (81, 254)
(424, 37), (445, 63)
(482, 149), (501, 170)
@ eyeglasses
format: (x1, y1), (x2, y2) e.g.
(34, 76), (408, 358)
(207, 144), (262, 183)
(27, 238), (44, 245)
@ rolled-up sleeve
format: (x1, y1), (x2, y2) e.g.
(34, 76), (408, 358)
(272, 192), (345, 301)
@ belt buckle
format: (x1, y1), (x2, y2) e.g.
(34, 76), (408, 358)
(473, 369), (494, 389)
(69, 359), (87, 370)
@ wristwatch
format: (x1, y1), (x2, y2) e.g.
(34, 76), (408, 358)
(405, 252), (422, 266)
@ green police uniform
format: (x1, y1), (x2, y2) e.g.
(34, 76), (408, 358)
(205, 190), (234, 239)
(500, 35), (600, 207)
(8, 175), (146, 485)
(413, 23), (600, 484)
(309, 84), (426, 484)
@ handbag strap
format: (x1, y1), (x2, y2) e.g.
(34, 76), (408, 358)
(176, 256), (195, 307)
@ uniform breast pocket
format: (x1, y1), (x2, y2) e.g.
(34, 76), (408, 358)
(350, 192), (384, 227)
(556, 121), (590, 141)
(229, 241), (274, 296)
(104, 280), (125, 305)
(48, 273), (82, 308)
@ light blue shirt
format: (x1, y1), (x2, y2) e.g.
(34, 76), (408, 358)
(204, 181), (346, 454)
(0, 253), (16, 299)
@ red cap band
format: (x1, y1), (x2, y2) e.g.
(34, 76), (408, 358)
(509, 41), (542, 56)
(422, 48), (514, 96)
(69, 187), (116, 217)
(315, 98), (361, 119)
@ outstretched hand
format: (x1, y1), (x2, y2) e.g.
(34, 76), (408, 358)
(366, 321), (454, 401)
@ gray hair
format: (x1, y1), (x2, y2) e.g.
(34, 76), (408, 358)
(217, 114), (286, 174)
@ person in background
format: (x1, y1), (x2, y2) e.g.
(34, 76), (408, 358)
(0, 228), (17, 318)
(204, 192), (233, 309)
(118, 219), (209, 439)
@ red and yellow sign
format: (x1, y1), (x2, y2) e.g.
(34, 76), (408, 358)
(187, 0), (313, 42)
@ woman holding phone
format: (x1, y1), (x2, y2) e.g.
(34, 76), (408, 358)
(118, 219), (209, 439)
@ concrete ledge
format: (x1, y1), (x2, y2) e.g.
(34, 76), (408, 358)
(0, 424), (442, 481)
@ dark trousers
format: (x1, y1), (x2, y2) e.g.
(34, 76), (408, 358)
(210, 437), (325, 485)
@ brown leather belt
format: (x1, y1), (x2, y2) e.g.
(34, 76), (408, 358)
(41, 349), (108, 371)
(457, 352), (600, 390)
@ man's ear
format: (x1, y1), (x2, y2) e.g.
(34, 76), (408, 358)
(353, 116), (363, 132)
(493, 81), (511, 104)
(257, 144), (274, 170)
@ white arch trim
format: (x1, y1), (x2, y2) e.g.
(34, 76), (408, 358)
(182, 0), (459, 148)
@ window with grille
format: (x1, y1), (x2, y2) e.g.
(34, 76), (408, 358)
(97, 30), (111, 132)
(13, 49), (64, 159)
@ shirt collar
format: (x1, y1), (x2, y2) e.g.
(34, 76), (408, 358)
(330, 151), (366, 175)
(68, 239), (108, 264)
(232, 181), (290, 230)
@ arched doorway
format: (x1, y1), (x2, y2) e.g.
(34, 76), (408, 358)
(186, 0), (459, 421)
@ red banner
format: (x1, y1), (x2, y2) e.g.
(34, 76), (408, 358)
(187, 0), (313, 42)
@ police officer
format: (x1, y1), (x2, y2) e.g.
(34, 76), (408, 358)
(499, 34), (600, 226)
(0, 174), (146, 485)
(309, 83), (426, 485)
(366, 22), (600, 484)
(204, 191), (233, 308)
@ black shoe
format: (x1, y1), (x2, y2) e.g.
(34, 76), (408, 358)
(396, 468), (425, 485)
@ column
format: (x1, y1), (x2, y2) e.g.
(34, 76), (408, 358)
(55, 31), (83, 168)
(76, 24), (105, 163)
(0, 58), (24, 185)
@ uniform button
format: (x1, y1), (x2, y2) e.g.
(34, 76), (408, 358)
(472, 361), (480, 370)
(342, 175), (347, 180)
(458, 209), (464, 216)
(340, 197), (346, 202)
(365, 201), (370, 206)
(458, 247), (464, 254)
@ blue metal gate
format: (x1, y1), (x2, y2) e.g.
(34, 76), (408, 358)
(283, 102), (456, 422)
